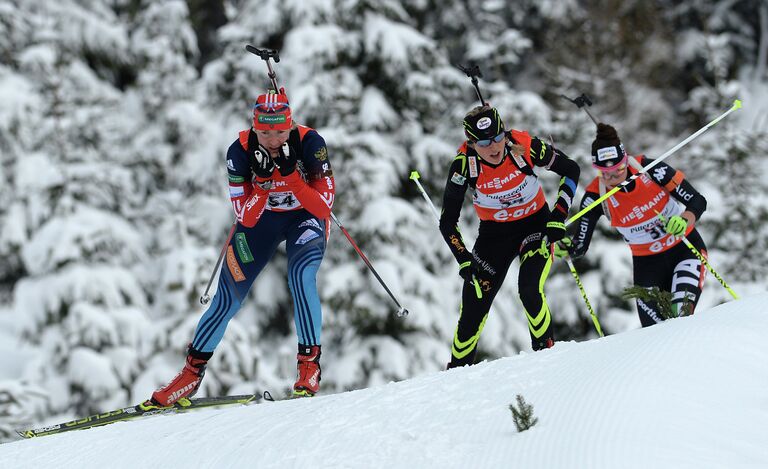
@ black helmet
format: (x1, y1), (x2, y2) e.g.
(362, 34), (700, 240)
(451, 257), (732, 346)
(591, 123), (627, 169)
(463, 106), (504, 142)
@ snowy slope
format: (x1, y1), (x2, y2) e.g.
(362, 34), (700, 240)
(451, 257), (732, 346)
(2, 295), (767, 469)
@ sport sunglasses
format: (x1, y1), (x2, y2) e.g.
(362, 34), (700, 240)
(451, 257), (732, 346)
(599, 161), (628, 177)
(475, 132), (505, 147)
(253, 102), (290, 112)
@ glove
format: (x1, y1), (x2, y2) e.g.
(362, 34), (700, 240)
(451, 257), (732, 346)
(253, 144), (275, 179)
(458, 260), (481, 283)
(553, 237), (574, 259)
(273, 142), (297, 176)
(664, 215), (688, 236)
(545, 211), (567, 243)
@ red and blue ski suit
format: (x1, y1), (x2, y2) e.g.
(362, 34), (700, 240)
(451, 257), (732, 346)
(191, 125), (335, 353)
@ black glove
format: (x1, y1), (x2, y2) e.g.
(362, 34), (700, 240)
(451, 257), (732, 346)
(546, 211), (567, 243)
(252, 144), (275, 179)
(458, 259), (481, 283)
(273, 142), (297, 176)
(569, 240), (587, 260)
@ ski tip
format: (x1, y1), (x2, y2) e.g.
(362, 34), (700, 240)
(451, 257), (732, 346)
(409, 170), (420, 180)
(733, 99), (742, 109)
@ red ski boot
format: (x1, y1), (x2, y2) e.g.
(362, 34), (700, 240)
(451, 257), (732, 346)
(293, 345), (321, 398)
(151, 347), (212, 406)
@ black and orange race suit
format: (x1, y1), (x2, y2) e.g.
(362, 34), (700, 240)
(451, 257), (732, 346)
(439, 130), (580, 365)
(572, 156), (708, 325)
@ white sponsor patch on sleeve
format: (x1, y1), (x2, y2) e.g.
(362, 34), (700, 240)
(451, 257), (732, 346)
(229, 185), (245, 198)
(451, 172), (466, 185)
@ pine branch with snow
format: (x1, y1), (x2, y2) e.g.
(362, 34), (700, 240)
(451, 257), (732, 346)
(622, 286), (693, 319)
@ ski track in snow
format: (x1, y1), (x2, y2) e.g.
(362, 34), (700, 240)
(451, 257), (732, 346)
(2, 295), (768, 468)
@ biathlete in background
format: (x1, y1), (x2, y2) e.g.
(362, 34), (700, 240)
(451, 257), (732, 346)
(151, 89), (335, 404)
(556, 123), (708, 325)
(439, 105), (581, 367)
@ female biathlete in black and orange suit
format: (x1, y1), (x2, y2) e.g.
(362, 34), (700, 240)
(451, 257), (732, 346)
(439, 105), (581, 367)
(557, 123), (708, 326)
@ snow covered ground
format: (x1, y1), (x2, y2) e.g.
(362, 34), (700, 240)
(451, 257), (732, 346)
(1, 294), (767, 469)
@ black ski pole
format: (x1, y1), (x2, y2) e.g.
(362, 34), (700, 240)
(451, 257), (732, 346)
(560, 93), (599, 125)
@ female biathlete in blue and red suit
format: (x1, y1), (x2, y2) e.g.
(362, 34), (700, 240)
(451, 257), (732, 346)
(151, 89), (335, 404)
(557, 123), (708, 325)
(439, 105), (580, 367)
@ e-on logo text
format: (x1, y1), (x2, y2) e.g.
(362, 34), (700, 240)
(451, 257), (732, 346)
(493, 201), (538, 221)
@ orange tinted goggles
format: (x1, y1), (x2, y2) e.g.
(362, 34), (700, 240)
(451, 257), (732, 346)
(599, 162), (627, 176)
